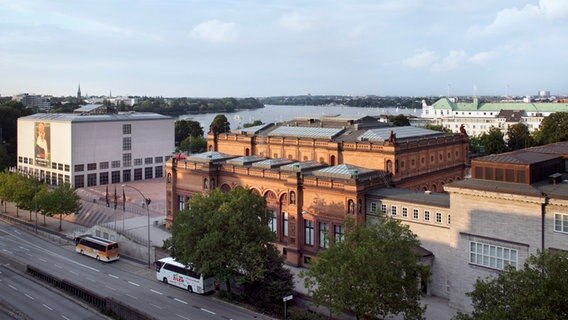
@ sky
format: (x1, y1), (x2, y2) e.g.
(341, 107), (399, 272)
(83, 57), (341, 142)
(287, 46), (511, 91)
(1, 0), (567, 98)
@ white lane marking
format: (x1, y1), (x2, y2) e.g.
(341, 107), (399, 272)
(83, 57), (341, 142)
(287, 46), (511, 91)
(13, 230), (20, 235)
(42, 304), (53, 311)
(150, 303), (162, 309)
(87, 277), (96, 283)
(25, 253), (33, 257)
(25, 294), (35, 300)
(8, 284), (17, 291)
(69, 270), (79, 275)
(174, 298), (188, 305)
(125, 294), (138, 300)
(150, 289), (163, 295)
(128, 281), (140, 287)
(176, 315), (191, 320)
(62, 315), (71, 320)
(18, 246), (30, 251)
(105, 285), (117, 291)
(108, 274), (119, 279)
(39, 258), (47, 262)
(2, 249), (12, 254)
(201, 308), (216, 315)
(54, 264), (63, 269)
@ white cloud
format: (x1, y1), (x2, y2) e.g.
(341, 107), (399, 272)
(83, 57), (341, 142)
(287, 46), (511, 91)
(402, 49), (437, 69)
(431, 50), (467, 72)
(278, 12), (316, 32)
(468, 51), (496, 64)
(189, 19), (239, 44)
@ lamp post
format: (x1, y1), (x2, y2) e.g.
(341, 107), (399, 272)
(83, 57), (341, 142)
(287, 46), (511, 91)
(122, 184), (152, 268)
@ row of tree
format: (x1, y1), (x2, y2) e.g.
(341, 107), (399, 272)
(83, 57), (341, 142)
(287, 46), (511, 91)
(259, 95), (437, 109)
(0, 172), (81, 231)
(132, 97), (264, 116)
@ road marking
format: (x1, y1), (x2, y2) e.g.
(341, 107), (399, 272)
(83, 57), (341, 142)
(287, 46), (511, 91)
(69, 270), (79, 275)
(150, 289), (163, 295)
(25, 294), (34, 300)
(25, 253), (33, 257)
(8, 284), (17, 291)
(39, 258), (47, 262)
(128, 281), (140, 287)
(18, 246), (30, 251)
(150, 303), (162, 309)
(13, 230), (20, 235)
(108, 274), (119, 279)
(201, 308), (216, 315)
(125, 294), (138, 300)
(54, 264), (63, 269)
(87, 277), (96, 282)
(105, 285), (116, 291)
(42, 304), (53, 311)
(62, 315), (71, 320)
(174, 298), (188, 305)
(176, 315), (191, 320)
(2, 249), (12, 254)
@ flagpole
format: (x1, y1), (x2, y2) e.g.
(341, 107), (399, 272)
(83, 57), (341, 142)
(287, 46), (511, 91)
(122, 187), (126, 231)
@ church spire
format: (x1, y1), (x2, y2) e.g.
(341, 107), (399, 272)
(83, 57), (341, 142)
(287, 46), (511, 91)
(77, 84), (82, 99)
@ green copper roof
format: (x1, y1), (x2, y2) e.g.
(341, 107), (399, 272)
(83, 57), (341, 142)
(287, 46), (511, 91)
(430, 98), (568, 113)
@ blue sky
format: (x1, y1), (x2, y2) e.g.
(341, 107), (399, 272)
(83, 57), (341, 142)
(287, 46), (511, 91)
(1, 0), (567, 98)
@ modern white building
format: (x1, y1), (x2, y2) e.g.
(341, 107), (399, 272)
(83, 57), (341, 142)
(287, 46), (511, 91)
(17, 106), (174, 188)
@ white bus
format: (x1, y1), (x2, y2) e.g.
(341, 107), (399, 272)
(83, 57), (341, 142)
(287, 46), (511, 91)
(155, 257), (215, 294)
(75, 235), (120, 262)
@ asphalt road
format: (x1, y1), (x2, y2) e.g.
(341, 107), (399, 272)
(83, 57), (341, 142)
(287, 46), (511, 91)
(0, 221), (271, 320)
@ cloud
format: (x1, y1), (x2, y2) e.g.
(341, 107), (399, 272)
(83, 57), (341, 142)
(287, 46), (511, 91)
(431, 50), (467, 72)
(470, 0), (568, 36)
(278, 12), (316, 32)
(468, 51), (496, 64)
(402, 49), (437, 69)
(189, 19), (239, 44)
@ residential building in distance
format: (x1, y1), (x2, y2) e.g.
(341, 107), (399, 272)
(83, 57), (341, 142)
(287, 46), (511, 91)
(422, 97), (568, 137)
(17, 105), (174, 188)
(12, 93), (52, 111)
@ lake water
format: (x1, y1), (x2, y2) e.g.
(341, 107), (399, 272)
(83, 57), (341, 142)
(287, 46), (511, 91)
(180, 105), (421, 130)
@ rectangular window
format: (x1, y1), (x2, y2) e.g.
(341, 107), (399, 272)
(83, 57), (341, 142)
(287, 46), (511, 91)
(134, 158), (142, 166)
(45, 173), (51, 184)
(75, 164), (84, 172)
(99, 172), (109, 185)
(155, 156), (163, 163)
(58, 163), (63, 171)
(436, 212), (442, 223)
(64, 175), (70, 184)
(391, 205), (397, 216)
(87, 173), (97, 187)
(122, 169), (131, 182)
(134, 168), (143, 181)
(58, 174), (63, 184)
(424, 210), (430, 222)
(18, 156), (22, 163)
(64, 164), (70, 172)
(469, 241), (518, 270)
(51, 173), (57, 185)
(111, 160), (121, 168)
(123, 153), (131, 167)
(370, 202), (378, 213)
(554, 213), (568, 233)
(155, 166), (163, 178)
(99, 162), (109, 169)
(304, 220), (314, 246)
(87, 163), (96, 171)
(268, 210), (277, 233)
(413, 209), (419, 220)
(144, 157), (153, 165)
(145, 167), (153, 179)
(74, 175), (84, 188)
(448, 214), (451, 225)
(51, 162), (56, 169)
(122, 124), (131, 134)
(402, 207), (408, 218)
(111, 171), (120, 184)
(123, 137), (132, 151)
(381, 204), (387, 214)
(319, 222), (329, 249)
(178, 195), (185, 210)
(334, 225), (344, 243)
(282, 212), (289, 237)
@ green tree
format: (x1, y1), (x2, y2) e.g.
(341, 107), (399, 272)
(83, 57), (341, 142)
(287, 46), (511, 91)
(36, 183), (81, 231)
(243, 120), (263, 128)
(302, 216), (429, 320)
(424, 123), (453, 133)
(533, 112), (568, 145)
(506, 123), (533, 151)
(0, 172), (19, 215)
(454, 250), (568, 320)
(12, 175), (41, 222)
(389, 114), (410, 126)
(479, 127), (506, 155)
(175, 120), (204, 145)
(169, 187), (274, 293)
(209, 114), (230, 134)
(179, 135), (207, 153)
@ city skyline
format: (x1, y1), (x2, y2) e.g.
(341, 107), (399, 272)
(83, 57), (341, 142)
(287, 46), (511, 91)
(1, 0), (567, 98)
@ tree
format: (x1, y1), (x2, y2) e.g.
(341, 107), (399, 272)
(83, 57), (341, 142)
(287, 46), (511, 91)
(302, 216), (429, 320)
(0, 172), (19, 215)
(179, 135), (207, 153)
(533, 112), (568, 145)
(389, 114), (410, 126)
(506, 123), (533, 151)
(478, 127), (506, 155)
(243, 120), (264, 128)
(454, 250), (568, 320)
(36, 183), (81, 231)
(209, 114), (230, 134)
(12, 175), (40, 221)
(175, 120), (204, 145)
(169, 187), (274, 293)
(424, 123), (452, 133)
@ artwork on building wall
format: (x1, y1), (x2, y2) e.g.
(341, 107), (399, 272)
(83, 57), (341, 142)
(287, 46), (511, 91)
(34, 121), (51, 167)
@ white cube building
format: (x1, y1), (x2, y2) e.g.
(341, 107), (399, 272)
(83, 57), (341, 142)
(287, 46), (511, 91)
(17, 108), (175, 188)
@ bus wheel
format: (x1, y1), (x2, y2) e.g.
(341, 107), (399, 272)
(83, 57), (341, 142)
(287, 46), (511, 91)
(80, 250), (84, 255)
(187, 285), (193, 293)
(96, 256), (100, 261)
(163, 278), (168, 284)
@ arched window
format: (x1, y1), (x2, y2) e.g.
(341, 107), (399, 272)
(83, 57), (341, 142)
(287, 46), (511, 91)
(386, 160), (393, 173)
(290, 191), (296, 205)
(203, 178), (209, 190)
(395, 160), (399, 173)
(245, 148), (250, 156)
(220, 184), (231, 193)
(210, 178), (216, 189)
(167, 172), (172, 183)
(208, 145), (213, 151)
(330, 155), (336, 166)
(347, 199), (355, 214)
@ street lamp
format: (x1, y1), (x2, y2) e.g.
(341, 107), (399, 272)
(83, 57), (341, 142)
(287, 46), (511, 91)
(122, 184), (152, 268)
